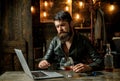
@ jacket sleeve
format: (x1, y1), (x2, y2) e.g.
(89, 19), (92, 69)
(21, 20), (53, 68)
(83, 36), (104, 71)
(42, 37), (56, 63)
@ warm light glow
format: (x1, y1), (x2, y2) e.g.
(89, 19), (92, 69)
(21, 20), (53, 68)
(67, 0), (72, 4)
(66, 0), (72, 16)
(79, 1), (83, 7)
(105, 3), (117, 15)
(92, 0), (96, 4)
(74, 13), (84, 22)
(109, 4), (115, 12)
(44, 1), (48, 7)
(79, 1), (84, 8)
(65, 6), (69, 11)
(31, 6), (35, 14)
(75, 14), (80, 20)
(49, 1), (53, 7)
(43, 11), (47, 17)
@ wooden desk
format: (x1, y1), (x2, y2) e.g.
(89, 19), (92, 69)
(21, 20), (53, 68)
(0, 69), (120, 81)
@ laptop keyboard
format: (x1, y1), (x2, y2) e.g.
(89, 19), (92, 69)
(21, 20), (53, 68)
(32, 71), (48, 77)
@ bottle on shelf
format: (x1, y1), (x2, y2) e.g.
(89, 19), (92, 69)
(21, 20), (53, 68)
(104, 43), (114, 72)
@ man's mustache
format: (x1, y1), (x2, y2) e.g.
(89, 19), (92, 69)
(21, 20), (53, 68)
(59, 32), (68, 34)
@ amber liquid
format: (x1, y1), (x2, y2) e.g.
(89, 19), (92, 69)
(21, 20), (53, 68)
(64, 66), (72, 71)
(105, 68), (113, 72)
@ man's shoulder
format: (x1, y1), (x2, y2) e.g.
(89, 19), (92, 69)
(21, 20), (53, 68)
(49, 36), (61, 47)
(52, 36), (59, 40)
(51, 36), (60, 43)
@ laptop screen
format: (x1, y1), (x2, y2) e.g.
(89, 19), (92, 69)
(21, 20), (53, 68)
(14, 49), (64, 80)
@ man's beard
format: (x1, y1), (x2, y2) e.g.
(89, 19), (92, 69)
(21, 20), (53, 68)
(58, 31), (72, 44)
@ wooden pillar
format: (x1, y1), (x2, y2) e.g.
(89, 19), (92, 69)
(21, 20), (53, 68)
(1, 0), (33, 71)
(21, 0), (33, 70)
(0, 0), (4, 74)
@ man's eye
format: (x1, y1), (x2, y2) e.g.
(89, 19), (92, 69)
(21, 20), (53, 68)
(61, 24), (65, 26)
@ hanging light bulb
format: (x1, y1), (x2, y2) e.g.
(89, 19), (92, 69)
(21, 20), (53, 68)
(66, 0), (72, 16)
(109, 4), (115, 12)
(43, 11), (47, 17)
(75, 14), (80, 20)
(92, 0), (96, 4)
(67, 0), (72, 4)
(65, 6), (69, 11)
(79, 1), (84, 8)
(31, 6), (35, 14)
(44, 1), (48, 7)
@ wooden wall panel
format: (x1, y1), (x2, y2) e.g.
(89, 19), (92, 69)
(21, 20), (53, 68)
(0, 0), (33, 73)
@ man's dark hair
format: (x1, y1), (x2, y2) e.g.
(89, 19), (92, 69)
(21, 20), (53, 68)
(54, 11), (72, 23)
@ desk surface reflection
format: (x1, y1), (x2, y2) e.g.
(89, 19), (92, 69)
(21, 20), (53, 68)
(0, 69), (120, 81)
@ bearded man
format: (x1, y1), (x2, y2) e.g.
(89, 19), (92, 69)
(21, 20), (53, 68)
(38, 11), (104, 73)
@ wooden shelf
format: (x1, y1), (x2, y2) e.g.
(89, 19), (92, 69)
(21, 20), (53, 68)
(40, 19), (53, 23)
(74, 27), (91, 30)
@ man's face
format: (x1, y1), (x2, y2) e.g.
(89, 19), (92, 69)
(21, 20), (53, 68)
(54, 20), (72, 43)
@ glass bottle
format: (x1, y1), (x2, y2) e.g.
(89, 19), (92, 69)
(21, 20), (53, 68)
(104, 43), (114, 72)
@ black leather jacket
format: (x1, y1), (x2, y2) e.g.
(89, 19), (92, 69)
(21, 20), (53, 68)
(43, 33), (104, 70)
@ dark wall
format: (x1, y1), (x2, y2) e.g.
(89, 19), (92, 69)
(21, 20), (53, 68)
(42, 23), (57, 49)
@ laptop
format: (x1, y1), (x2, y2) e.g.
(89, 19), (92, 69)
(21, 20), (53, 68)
(14, 49), (64, 80)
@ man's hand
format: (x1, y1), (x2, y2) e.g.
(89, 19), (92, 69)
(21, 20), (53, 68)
(72, 63), (92, 73)
(38, 60), (51, 69)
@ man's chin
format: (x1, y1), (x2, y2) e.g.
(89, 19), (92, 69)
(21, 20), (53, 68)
(58, 32), (73, 42)
(58, 33), (67, 39)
